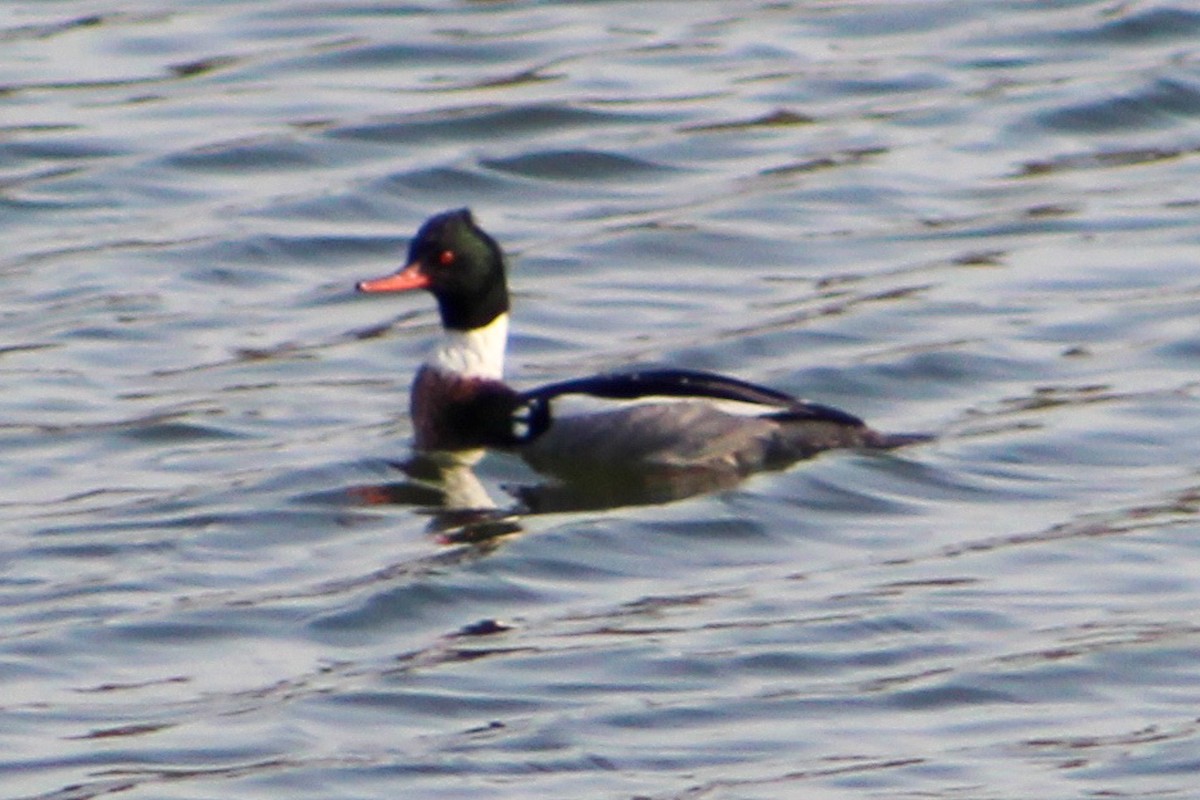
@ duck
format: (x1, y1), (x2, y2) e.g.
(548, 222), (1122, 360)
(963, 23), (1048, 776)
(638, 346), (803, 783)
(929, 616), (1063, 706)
(356, 209), (924, 507)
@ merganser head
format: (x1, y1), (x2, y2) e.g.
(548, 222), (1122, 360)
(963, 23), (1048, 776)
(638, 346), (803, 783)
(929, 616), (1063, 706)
(357, 208), (509, 332)
(357, 209), (517, 456)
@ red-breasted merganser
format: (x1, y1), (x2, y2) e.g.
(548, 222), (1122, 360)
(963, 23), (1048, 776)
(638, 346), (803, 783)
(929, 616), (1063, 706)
(356, 209), (924, 501)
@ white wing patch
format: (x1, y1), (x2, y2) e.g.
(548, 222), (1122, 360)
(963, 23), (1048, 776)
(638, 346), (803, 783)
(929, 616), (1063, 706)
(548, 391), (776, 419)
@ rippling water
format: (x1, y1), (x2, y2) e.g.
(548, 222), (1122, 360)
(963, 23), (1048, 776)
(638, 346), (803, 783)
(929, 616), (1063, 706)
(4, 1), (1200, 798)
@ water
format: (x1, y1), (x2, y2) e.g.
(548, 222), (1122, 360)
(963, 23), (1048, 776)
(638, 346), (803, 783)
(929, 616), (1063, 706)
(4, 1), (1200, 797)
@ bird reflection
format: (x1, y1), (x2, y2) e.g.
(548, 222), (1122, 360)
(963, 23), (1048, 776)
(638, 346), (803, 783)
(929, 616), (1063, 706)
(347, 452), (754, 545)
(347, 454), (522, 546)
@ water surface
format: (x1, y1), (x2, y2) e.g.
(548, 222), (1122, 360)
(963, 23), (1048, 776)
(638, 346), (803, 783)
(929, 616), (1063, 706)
(4, 1), (1200, 798)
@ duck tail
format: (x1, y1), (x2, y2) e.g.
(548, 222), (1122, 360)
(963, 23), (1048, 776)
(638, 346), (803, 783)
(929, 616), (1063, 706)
(863, 429), (934, 450)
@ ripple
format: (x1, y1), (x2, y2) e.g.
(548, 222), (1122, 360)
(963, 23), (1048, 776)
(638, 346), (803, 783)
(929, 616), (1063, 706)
(327, 102), (652, 145)
(681, 108), (816, 133)
(0, 136), (129, 163)
(163, 137), (318, 173)
(1059, 6), (1200, 45)
(291, 39), (535, 71)
(1016, 144), (1195, 176)
(375, 164), (579, 209)
(1035, 77), (1200, 133)
(481, 149), (680, 182)
(0, 13), (108, 44)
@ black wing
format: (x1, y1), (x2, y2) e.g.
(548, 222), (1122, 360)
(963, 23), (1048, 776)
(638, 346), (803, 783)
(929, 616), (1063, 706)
(519, 368), (795, 407)
(510, 368), (864, 443)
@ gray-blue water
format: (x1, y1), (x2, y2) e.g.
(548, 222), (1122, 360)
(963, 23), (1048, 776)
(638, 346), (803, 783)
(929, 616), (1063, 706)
(4, 2), (1200, 798)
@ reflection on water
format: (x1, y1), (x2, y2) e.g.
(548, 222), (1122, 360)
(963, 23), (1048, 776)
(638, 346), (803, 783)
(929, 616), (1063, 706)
(348, 451), (754, 534)
(348, 455), (523, 545)
(4, 1), (1200, 799)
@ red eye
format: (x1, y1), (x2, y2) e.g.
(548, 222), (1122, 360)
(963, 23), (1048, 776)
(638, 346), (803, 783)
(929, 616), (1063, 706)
(438, 250), (455, 266)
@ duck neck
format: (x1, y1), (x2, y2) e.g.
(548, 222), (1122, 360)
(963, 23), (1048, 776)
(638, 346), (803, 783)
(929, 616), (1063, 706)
(428, 311), (509, 381)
